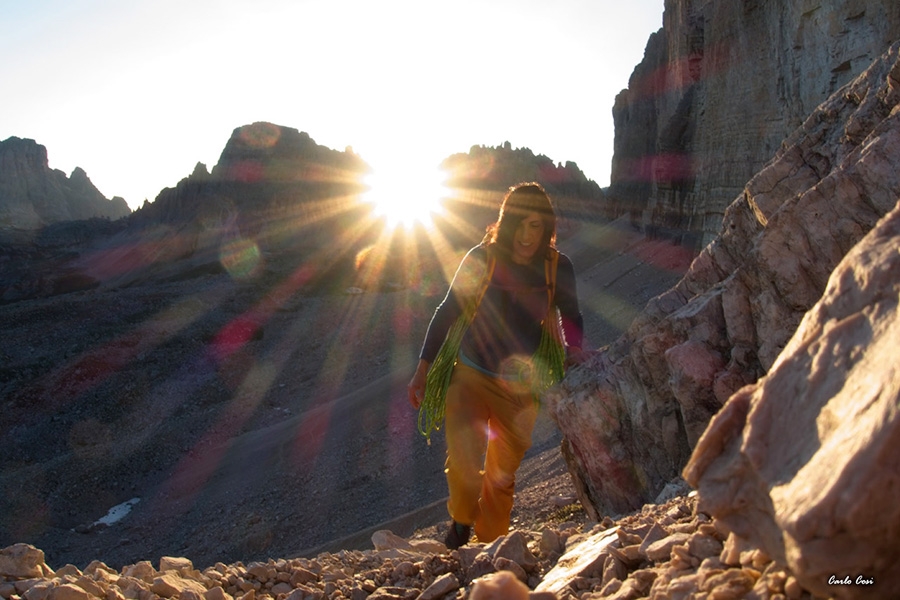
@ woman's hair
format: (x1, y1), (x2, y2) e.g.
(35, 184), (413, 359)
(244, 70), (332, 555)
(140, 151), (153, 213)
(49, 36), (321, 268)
(484, 182), (557, 259)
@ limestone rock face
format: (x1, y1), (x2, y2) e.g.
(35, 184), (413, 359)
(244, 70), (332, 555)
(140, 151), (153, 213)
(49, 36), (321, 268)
(548, 42), (900, 518)
(0, 137), (130, 228)
(610, 0), (900, 248)
(683, 200), (900, 599)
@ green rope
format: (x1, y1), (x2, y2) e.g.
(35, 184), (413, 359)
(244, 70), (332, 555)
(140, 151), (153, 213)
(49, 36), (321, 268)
(532, 310), (567, 395)
(417, 249), (568, 443)
(417, 309), (567, 443)
(532, 249), (566, 396)
(417, 308), (473, 444)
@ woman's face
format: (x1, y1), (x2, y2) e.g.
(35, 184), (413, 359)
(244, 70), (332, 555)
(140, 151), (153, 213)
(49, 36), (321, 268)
(511, 211), (545, 264)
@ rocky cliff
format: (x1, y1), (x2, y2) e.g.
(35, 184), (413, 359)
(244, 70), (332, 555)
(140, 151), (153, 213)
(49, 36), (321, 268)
(549, 40), (900, 525)
(0, 137), (130, 229)
(685, 199), (900, 598)
(609, 0), (900, 249)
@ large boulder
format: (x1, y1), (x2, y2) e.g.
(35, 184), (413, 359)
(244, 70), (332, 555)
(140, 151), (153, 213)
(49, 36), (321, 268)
(683, 199), (900, 599)
(548, 41), (900, 519)
(0, 543), (48, 579)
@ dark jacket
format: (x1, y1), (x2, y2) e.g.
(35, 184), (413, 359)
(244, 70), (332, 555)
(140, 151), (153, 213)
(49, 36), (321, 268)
(420, 244), (583, 376)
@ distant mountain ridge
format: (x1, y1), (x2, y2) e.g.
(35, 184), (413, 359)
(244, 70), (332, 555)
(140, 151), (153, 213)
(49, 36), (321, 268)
(128, 123), (371, 236)
(442, 141), (604, 203)
(132, 123), (605, 233)
(1, 123), (604, 237)
(0, 122), (607, 303)
(0, 137), (131, 229)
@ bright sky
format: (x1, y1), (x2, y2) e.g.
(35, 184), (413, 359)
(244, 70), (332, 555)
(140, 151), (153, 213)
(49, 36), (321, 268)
(1, 0), (663, 210)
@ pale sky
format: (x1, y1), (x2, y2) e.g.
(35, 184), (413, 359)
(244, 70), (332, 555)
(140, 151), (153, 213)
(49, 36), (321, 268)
(1, 0), (663, 209)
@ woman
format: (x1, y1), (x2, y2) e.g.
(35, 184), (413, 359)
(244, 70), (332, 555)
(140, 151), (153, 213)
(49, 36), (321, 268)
(408, 182), (584, 549)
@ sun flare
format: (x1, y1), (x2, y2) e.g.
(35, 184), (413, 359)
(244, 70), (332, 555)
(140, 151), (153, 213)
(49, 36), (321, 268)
(362, 161), (450, 230)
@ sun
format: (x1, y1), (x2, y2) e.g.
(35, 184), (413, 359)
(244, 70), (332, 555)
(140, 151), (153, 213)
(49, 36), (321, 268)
(362, 160), (450, 230)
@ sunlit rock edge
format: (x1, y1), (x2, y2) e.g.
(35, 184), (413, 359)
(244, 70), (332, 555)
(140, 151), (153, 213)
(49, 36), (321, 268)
(548, 39), (900, 525)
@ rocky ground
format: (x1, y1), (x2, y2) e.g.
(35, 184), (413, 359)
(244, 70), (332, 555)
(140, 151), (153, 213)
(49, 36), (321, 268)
(5, 216), (828, 598)
(1, 487), (826, 600)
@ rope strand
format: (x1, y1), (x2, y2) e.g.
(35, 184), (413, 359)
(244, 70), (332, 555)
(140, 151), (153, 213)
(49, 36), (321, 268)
(532, 308), (566, 396)
(417, 248), (567, 442)
(418, 310), (472, 443)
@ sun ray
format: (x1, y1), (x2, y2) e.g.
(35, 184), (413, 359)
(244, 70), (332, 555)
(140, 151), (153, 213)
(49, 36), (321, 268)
(362, 159), (451, 231)
(145, 181), (517, 535)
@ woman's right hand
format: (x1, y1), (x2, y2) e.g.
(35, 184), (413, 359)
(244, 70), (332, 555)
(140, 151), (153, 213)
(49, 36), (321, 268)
(408, 359), (430, 409)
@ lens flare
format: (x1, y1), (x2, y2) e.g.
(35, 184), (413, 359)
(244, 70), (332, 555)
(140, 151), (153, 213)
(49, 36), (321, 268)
(220, 237), (262, 279)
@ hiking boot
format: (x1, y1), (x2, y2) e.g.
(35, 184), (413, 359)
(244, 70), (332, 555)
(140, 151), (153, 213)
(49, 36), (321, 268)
(444, 521), (471, 550)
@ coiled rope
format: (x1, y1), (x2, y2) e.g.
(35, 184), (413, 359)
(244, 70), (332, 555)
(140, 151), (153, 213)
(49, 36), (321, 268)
(417, 249), (566, 443)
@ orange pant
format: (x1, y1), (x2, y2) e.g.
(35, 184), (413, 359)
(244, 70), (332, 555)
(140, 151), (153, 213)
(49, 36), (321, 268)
(444, 363), (539, 543)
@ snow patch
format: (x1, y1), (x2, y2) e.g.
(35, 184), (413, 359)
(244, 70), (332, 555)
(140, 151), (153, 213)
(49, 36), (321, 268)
(94, 497), (140, 527)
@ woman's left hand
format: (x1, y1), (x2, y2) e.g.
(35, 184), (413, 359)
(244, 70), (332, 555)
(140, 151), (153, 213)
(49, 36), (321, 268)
(565, 346), (587, 367)
(408, 359), (430, 409)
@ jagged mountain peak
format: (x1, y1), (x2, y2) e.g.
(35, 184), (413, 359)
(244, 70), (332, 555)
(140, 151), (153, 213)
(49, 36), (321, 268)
(0, 136), (131, 229)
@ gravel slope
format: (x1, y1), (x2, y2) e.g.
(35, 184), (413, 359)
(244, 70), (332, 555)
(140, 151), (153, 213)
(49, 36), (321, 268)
(0, 217), (692, 570)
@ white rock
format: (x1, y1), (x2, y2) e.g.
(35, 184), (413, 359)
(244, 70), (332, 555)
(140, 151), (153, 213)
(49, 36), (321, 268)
(370, 530), (412, 551)
(535, 527), (619, 595)
(417, 573), (459, 600)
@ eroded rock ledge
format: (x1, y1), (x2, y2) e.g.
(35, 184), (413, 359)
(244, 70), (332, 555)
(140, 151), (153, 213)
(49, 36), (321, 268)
(548, 40), (900, 521)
